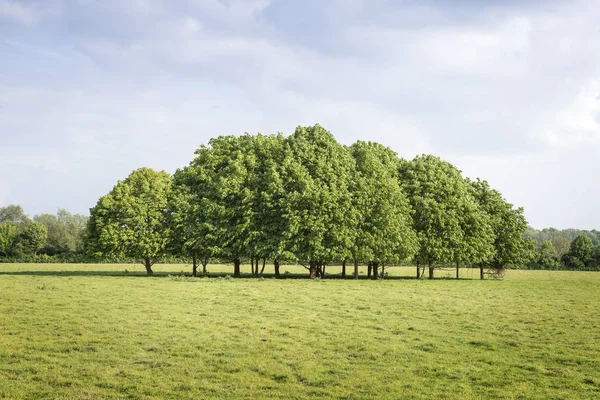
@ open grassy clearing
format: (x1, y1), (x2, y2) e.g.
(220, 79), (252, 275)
(1, 264), (599, 399)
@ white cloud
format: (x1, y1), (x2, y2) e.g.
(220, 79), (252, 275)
(345, 15), (532, 79)
(0, 0), (63, 25)
(1, 0), (600, 227)
(454, 141), (600, 230)
(542, 79), (600, 148)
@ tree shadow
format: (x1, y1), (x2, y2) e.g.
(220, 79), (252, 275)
(0, 269), (477, 280)
(0, 270), (421, 279)
(0, 270), (160, 277)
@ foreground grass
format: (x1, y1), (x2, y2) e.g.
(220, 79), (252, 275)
(0, 264), (599, 399)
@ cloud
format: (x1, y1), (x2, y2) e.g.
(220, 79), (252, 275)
(1, 0), (600, 228)
(454, 140), (600, 230)
(0, 0), (63, 26)
(541, 79), (600, 148)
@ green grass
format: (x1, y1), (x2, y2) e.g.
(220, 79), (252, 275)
(1, 264), (599, 399)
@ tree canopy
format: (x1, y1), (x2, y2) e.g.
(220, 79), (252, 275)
(85, 167), (172, 276)
(73, 124), (588, 278)
(564, 235), (594, 270)
(350, 141), (417, 278)
(469, 179), (532, 271)
(398, 155), (490, 278)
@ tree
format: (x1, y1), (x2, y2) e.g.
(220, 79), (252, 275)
(176, 134), (269, 277)
(537, 240), (559, 269)
(551, 235), (571, 261)
(469, 179), (531, 278)
(174, 133), (295, 278)
(454, 189), (495, 279)
(593, 246), (600, 270)
(34, 213), (72, 254)
(563, 235), (594, 270)
(19, 222), (48, 256)
(166, 179), (219, 277)
(33, 210), (88, 255)
(190, 135), (256, 277)
(244, 133), (294, 277)
(284, 125), (355, 278)
(85, 168), (172, 276)
(57, 209), (88, 252)
(0, 222), (18, 256)
(31, 209), (88, 255)
(167, 184), (200, 276)
(349, 141), (417, 279)
(523, 237), (538, 268)
(399, 155), (487, 279)
(0, 205), (30, 225)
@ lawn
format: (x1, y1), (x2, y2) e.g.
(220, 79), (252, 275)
(0, 264), (599, 399)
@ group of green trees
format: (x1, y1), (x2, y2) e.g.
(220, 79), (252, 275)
(3, 126), (598, 276)
(525, 228), (600, 270)
(0, 205), (87, 260)
(84, 125), (536, 279)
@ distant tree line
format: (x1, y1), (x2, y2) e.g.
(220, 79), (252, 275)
(0, 205), (87, 262)
(524, 228), (600, 271)
(83, 125), (538, 279)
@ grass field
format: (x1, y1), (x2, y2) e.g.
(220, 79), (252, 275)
(1, 263), (599, 399)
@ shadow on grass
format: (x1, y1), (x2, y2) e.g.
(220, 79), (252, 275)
(0, 270), (158, 277)
(0, 269), (480, 280)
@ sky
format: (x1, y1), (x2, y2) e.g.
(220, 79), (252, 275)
(1, 0), (599, 230)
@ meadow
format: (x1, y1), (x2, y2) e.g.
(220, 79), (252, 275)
(0, 264), (599, 399)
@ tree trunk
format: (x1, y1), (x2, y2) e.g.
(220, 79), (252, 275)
(309, 261), (317, 279)
(192, 254), (198, 277)
(144, 257), (153, 277)
(342, 260), (346, 278)
(274, 259), (281, 279)
(260, 258), (266, 276)
(372, 262), (379, 280)
(322, 264), (326, 278)
(233, 258), (241, 278)
(250, 256), (255, 276)
(416, 262), (421, 279)
(480, 265), (484, 280)
(202, 258), (208, 276)
(428, 265), (434, 279)
(456, 262), (459, 280)
(367, 262), (372, 279)
(381, 265), (385, 279)
(354, 259), (359, 279)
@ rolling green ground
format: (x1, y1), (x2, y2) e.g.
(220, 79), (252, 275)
(1, 264), (599, 399)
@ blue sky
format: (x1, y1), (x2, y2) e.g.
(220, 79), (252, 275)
(1, 0), (599, 229)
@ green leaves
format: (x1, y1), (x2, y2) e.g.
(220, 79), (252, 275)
(284, 125), (355, 263)
(19, 222), (48, 256)
(564, 235), (594, 269)
(83, 125), (534, 277)
(33, 210), (87, 254)
(0, 205), (30, 225)
(86, 168), (172, 266)
(0, 222), (18, 256)
(399, 155), (484, 269)
(469, 178), (531, 269)
(350, 141), (417, 265)
(537, 240), (559, 268)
